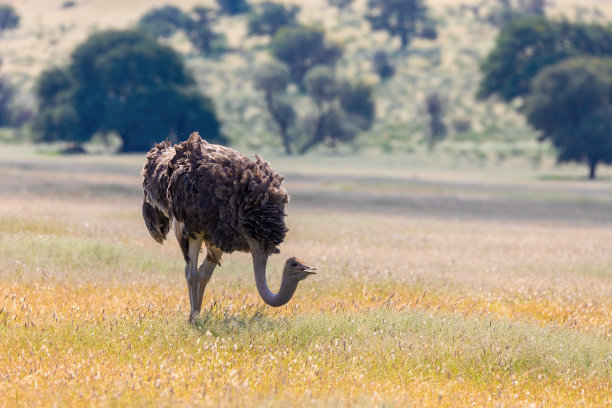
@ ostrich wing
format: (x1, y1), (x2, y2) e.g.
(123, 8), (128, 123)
(141, 140), (175, 244)
(142, 195), (170, 244)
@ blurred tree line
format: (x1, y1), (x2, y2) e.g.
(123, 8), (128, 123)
(0, 0), (611, 178)
(26, 0), (434, 154)
(479, 16), (612, 178)
(0, 4), (22, 128)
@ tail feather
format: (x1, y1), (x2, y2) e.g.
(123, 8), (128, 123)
(142, 196), (170, 244)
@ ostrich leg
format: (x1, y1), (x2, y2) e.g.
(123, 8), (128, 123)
(192, 246), (223, 316)
(183, 236), (204, 322)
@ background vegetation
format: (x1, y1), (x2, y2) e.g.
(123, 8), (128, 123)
(0, 0), (609, 175)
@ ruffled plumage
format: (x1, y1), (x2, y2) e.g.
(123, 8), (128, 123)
(141, 132), (289, 254)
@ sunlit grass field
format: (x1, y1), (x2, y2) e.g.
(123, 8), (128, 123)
(1, 146), (611, 406)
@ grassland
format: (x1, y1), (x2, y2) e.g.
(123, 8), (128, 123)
(1, 1), (612, 405)
(1, 147), (612, 407)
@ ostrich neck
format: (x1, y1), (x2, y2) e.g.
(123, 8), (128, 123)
(252, 253), (298, 307)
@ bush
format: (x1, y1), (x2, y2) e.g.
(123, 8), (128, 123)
(217, 0), (250, 16)
(328, 0), (354, 11)
(0, 4), (19, 32)
(452, 118), (472, 133)
(372, 50), (395, 80)
(248, 2), (299, 37)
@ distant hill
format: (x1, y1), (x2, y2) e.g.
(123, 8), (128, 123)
(1, 0), (611, 157)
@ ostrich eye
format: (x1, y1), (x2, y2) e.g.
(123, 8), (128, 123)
(291, 262), (298, 267)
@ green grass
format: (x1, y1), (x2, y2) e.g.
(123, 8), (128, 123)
(0, 234), (182, 281)
(4, 308), (610, 393)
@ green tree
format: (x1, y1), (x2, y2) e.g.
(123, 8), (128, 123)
(271, 25), (342, 86)
(217, 0), (250, 15)
(138, 5), (224, 55)
(300, 66), (375, 154)
(254, 61), (296, 154)
(479, 18), (612, 101)
(365, 0), (436, 50)
(372, 50), (395, 80)
(338, 80), (376, 131)
(424, 91), (447, 149)
(248, 2), (299, 37)
(523, 58), (612, 179)
(0, 4), (19, 32)
(328, 0), (354, 11)
(33, 30), (224, 152)
(485, 0), (547, 27)
(186, 7), (225, 54)
(0, 75), (15, 126)
(32, 67), (80, 142)
(138, 5), (191, 38)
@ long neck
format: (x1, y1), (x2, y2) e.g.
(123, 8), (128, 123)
(252, 253), (298, 307)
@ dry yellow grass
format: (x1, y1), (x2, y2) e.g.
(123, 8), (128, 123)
(1, 147), (612, 406)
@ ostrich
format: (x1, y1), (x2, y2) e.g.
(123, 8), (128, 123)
(141, 132), (316, 320)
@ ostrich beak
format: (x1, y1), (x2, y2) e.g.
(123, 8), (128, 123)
(300, 265), (317, 275)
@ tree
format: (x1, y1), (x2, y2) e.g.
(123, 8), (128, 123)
(254, 62), (375, 154)
(485, 0), (547, 27)
(0, 75), (14, 126)
(365, 0), (436, 50)
(300, 66), (375, 154)
(217, 0), (250, 16)
(479, 18), (612, 102)
(519, 0), (547, 16)
(372, 50), (395, 80)
(254, 61), (296, 154)
(523, 58), (612, 179)
(138, 6), (224, 55)
(271, 25), (342, 86)
(138, 5), (191, 38)
(186, 7), (224, 54)
(0, 4), (19, 32)
(32, 67), (80, 142)
(248, 2), (299, 37)
(424, 91), (447, 149)
(327, 0), (354, 11)
(338, 80), (376, 131)
(33, 30), (224, 152)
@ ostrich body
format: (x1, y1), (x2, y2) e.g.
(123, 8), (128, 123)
(141, 132), (315, 320)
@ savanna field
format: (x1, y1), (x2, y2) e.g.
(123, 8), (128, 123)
(1, 147), (612, 407)
(2, 0), (612, 406)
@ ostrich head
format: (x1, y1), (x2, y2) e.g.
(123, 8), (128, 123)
(283, 257), (317, 282)
(246, 236), (316, 307)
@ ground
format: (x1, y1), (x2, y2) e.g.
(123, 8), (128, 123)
(1, 147), (611, 407)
